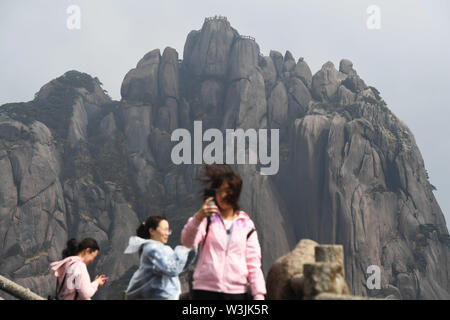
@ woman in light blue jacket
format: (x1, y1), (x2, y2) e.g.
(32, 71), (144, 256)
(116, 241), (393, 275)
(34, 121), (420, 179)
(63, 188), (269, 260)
(124, 215), (194, 300)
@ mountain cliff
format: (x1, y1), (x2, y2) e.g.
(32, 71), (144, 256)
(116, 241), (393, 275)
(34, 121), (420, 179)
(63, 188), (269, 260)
(0, 16), (449, 299)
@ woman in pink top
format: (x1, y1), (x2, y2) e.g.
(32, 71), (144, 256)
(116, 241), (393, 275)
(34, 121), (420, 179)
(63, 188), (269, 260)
(181, 164), (266, 300)
(49, 238), (108, 300)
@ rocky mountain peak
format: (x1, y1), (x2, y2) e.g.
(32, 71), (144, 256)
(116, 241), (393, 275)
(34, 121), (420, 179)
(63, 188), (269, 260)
(0, 16), (449, 300)
(183, 15), (239, 78)
(136, 49), (161, 69)
(36, 70), (109, 103)
(339, 58), (355, 75)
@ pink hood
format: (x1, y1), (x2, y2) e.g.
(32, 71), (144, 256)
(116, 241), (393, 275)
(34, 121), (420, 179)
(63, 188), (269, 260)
(50, 256), (82, 278)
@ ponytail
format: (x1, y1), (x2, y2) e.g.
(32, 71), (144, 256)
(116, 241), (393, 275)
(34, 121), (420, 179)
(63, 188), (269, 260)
(62, 238), (99, 258)
(136, 224), (150, 239)
(62, 238), (78, 258)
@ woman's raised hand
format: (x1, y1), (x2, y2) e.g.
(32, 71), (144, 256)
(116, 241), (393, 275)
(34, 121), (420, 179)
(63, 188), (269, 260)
(195, 197), (218, 223)
(94, 274), (108, 287)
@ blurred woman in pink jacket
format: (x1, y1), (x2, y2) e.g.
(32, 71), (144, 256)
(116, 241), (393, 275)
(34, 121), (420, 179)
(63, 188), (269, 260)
(49, 238), (107, 300)
(181, 164), (266, 300)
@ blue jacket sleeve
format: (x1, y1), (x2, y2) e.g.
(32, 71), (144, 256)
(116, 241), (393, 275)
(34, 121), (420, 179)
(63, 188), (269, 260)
(144, 244), (190, 277)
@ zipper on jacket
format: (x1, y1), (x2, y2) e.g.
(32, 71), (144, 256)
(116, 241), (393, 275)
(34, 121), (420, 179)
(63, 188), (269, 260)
(222, 215), (237, 292)
(217, 214), (227, 293)
(218, 211), (245, 293)
(223, 223), (230, 292)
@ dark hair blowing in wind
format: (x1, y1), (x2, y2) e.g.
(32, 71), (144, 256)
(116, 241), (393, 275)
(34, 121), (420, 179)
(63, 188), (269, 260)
(198, 164), (243, 211)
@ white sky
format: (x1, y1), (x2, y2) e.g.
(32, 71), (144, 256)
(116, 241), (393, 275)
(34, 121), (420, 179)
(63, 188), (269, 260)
(1, 0), (449, 228)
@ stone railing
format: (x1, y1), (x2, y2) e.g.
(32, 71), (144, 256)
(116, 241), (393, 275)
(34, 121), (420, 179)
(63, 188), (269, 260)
(302, 245), (350, 299)
(239, 35), (255, 41)
(0, 274), (46, 300)
(204, 15), (228, 23)
(266, 239), (385, 300)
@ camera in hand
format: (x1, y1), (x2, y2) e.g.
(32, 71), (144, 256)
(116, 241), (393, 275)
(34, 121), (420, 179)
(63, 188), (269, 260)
(203, 188), (216, 206)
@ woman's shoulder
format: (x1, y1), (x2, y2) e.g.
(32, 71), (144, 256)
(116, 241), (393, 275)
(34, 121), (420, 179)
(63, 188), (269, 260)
(236, 211), (255, 224)
(235, 211), (257, 232)
(143, 240), (173, 254)
(67, 258), (87, 275)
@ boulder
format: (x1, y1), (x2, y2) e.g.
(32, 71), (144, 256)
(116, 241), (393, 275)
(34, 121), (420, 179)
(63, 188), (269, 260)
(158, 47), (180, 100)
(311, 61), (346, 101)
(339, 59), (354, 75)
(260, 56), (277, 92)
(286, 77), (312, 119)
(269, 50), (284, 77)
(228, 38), (260, 81)
(266, 239), (318, 299)
(121, 49), (160, 104)
(283, 50), (296, 72)
(294, 57), (313, 89)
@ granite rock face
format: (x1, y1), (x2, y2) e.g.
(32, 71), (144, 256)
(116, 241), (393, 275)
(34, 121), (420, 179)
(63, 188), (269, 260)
(278, 92), (450, 299)
(294, 57), (313, 89)
(311, 61), (346, 102)
(121, 49), (160, 105)
(0, 17), (449, 300)
(0, 117), (68, 298)
(183, 16), (238, 78)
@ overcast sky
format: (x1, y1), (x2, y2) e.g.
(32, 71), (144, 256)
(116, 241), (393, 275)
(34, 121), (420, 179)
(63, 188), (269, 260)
(1, 0), (449, 228)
